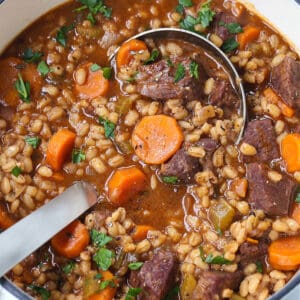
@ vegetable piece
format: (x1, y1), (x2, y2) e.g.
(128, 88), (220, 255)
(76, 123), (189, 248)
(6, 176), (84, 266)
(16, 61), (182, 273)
(219, 21), (243, 34)
(209, 200), (235, 231)
(90, 230), (112, 247)
(116, 39), (148, 68)
(72, 149), (86, 163)
(115, 96), (135, 115)
(180, 273), (197, 300)
(255, 261), (263, 273)
(25, 136), (41, 149)
(22, 48), (43, 63)
(27, 284), (50, 300)
(51, 172), (65, 182)
(281, 133), (300, 173)
(46, 129), (76, 171)
(11, 166), (22, 177)
(176, 0), (193, 14)
(15, 73), (31, 102)
(128, 262), (143, 270)
(162, 176), (178, 184)
(62, 261), (75, 274)
(0, 205), (14, 230)
(131, 225), (154, 242)
(37, 61), (50, 76)
(174, 63), (186, 83)
(230, 178), (248, 198)
(125, 288), (143, 300)
(144, 49), (159, 65)
(51, 220), (90, 259)
(98, 117), (115, 139)
(292, 203), (300, 225)
(56, 24), (74, 47)
(268, 235), (300, 270)
(93, 248), (115, 270)
(222, 38), (239, 53)
(189, 61), (199, 79)
(75, 62), (109, 99)
(131, 115), (184, 164)
(263, 87), (295, 118)
(237, 25), (260, 50)
(107, 166), (147, 206)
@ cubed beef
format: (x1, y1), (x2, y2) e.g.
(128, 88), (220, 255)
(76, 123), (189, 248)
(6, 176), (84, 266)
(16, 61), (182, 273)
(92, 209), (110, 230)
(136, 57), (203, 101)
(0, 104), (14, 122)
(213, 12), (238, 41)
(241, 119), (279, 163)
(209, 80), (239, 108)
(129, 249), (178, 300)
(191, 271), (243, 300)
(270, 57), (300, 110)
(160, 148), (201, 184)
(239, 239), (269, 266)
(246, 163), (297, 216)
(197, 138), (219, 171)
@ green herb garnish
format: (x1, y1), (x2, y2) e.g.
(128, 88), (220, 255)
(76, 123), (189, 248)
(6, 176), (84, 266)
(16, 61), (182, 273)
(93, 248), (115, 271)
(22, 48), (43, 63)
(37, 61), (50, 76)
(199, 246), (232, 265)
(102, 67), (113, 79)
(295, 187), (300, 203)
(27, 285), (50, 300)
(62, 261), (75, 274)
(256, 261), (263, 273)
(190, 61), (199, 79)
(166, 57), (174, 67)
(15, 73), (30, 103)
(99, 279), (116, 290)
(72, 149), (86, 163)
(162, 176), (178, 184)
(164, 285), (180, 300)
(25, 136), (41, 149)
(128, 262), (144, 270)
(99, 116), (116, 139)
(176, 0), (193, 14)
(90, 63), (101, 72)
(94, 273), (103, 279)
(219, 21), (243, 34)
(56, 24), (74, 47)
(221, 38), (239, 53)
(90, 230), (112, 247)
(144, 49), (159, 65)
(125, 287), (143, 300)
(11, 166), (22, 177)
(174, 63), (185, 83)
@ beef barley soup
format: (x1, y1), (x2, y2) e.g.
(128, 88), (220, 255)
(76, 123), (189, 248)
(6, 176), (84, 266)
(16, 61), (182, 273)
(0, 0), (300, 299)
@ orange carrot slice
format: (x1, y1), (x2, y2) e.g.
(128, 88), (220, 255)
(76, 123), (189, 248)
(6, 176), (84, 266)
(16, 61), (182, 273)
(231, 178), (248, 198)
(0, 205), (14, 230)
(237, 25), (260, 50)
(131, 225), (154, 242)
(281, 133), (300, 173)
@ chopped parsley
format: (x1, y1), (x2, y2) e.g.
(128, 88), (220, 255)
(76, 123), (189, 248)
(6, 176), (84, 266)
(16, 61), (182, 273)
(126, 71), (139, 83)
(90, 63), (101, 72)
(25, 136), (41, 149)
(190, 61), (199, 79)
(102, 67), (113, 79)
(27, 285), (50, 300)
(94, 273), (103, 279)
(76, 0), (112, 25)
(93, 248), (115, 271)
(199, 246), (232, 265)
(256, 261), (263, 273)
(99, 116), (116, 139)
(295, 187), (300, 203)
(174, 63), (185, 83)
(90, 229), (112, 247)
(222, 38), (239, 53)
(72, 149), (86, 163)
(219, 21), (243, 34)
(11, 166), (22, 177)
(99, 279), (116, 290)
(56, 24), (74, 47)
(144, 49), (160, 65)
(22, 48), (43, 63)
(15, 73), (30, 103)
(128, 262), (143, 270)
(37, 61), (50, 76)
(176, 0), (193, 14)
(162, 176), (178, 184)
(62, 261), (75, 274)
(164, 285), (180, 300)
(166, 57), (174, 67)
(125, 287), (143, 300)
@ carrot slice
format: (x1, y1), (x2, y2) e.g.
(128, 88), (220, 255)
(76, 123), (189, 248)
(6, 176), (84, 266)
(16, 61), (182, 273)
(292, 203), (300, 225)
(231, 178), (248, 198)
(237, 25), (260, 50)
(0, 205), (14, 230)
(0, 57), (41, 107)
(131, 115), (184, 164)
(87, 271), (117, 300)
(116, 39), (148, 68)
(131, 225), (154, 242)
(268, 235), (300, 270)
(107, 166), (147, 206)
(263, 87), (295, 118)
(51, 172), (65, 182)
(75, 63), (109, 99)
(281, 133), (300, 173)
(46, 129), (76, 171)
(51, 220), (90, 259)
(246, 237), (259, 244)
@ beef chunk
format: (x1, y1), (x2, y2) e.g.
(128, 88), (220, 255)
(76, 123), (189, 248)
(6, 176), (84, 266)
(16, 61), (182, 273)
(209, 80), (239, 108)
(160, 148), (201, 183)
(271, 57), (300, 110)
(0, 104), (14, 121)
(197, 138), (219, 152)
(246, 163), (297, 216)
(191, 271), (243, 300)
(213, 12), (238, 41)
(136, 57), (203, 101)
(239, 240), (269, 267)
(129, 249), (178, 300)
(92, 210), (110, 230)
(241, 119), (279, 163)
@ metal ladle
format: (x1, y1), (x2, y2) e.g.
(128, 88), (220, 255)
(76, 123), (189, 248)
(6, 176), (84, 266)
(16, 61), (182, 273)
(110, 28), (247, 144)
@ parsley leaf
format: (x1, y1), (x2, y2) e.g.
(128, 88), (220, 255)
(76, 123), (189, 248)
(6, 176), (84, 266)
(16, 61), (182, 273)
(199, 0), (216, 28)
(164, 285), (180, 300)
(62, 261), (75, 274)
(11, 166), (22, 177)
(295, 187), (300, 203)
(25, 136), (41, 149)
(99, 116), (116, 139)
(222, 38), (239, 53)
(90, 63), (101, 72)
(256, 261), (263, 273)
(199, 246), (232, 265)
(72, 149), (86, 163)
(28, 285), (50, 300)
(99, 279), (116, 290)
(219, 21), (243, 34)
(180, 15), (199, 31)
(128, 262), (143, 270)
(102, 67), (113, 79)
(93, 248), (115, 271)
(22, 48), (43, 63)
(190, 61), (199, 79)
(56, 24), (74, 47)
(94, 273), (103, 279)
(176, 0), (193, 15)
(166, 57), (174, 67)
(37, 61), (50, 76)
(174, 63), (185, 83)
(90, 230), (112, 247)
(144, 49), (160, 65)
(125, 287), (143, 300)
(162, 176), (178, 184)
(15, 73), (31, 103)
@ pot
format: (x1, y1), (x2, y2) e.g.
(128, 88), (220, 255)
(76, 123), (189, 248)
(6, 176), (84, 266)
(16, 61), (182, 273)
(0, 0), (299, 299)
